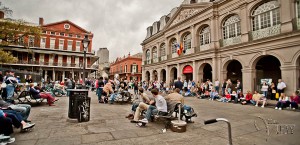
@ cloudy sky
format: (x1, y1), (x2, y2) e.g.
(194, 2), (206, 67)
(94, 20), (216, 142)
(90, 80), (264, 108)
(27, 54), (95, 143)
(1, 0), (183, 61)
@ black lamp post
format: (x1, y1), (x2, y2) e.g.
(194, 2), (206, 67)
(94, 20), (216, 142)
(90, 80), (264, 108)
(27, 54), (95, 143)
(82, 35), (90, 85)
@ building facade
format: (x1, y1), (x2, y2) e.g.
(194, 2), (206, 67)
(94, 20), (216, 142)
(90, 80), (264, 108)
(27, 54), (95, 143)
(142, 0), (300, 95)
(1, 17), (98, 82)
(110, 53), (142, 82)
(96, 48), (110, 78)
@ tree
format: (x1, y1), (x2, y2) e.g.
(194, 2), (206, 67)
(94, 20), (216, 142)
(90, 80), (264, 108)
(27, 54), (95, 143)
(0, 2), (41, 63)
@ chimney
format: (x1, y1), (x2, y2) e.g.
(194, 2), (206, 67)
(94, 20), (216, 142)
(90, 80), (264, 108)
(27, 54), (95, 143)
(39, 17), (44, 26)
(0, 11), (4, 19)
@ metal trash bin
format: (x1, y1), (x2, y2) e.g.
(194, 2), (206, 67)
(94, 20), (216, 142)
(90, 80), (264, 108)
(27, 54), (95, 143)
(77, 96), (91, 122)
(68, 89), (89, 119)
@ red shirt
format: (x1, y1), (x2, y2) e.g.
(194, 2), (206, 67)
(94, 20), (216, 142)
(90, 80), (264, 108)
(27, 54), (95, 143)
(225, 94), (231, 99)
(290, 96), (300, 104)
(246, 93), (253, 101)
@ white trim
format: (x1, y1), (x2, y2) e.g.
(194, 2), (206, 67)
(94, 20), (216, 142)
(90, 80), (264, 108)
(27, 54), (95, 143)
(67, 40), (73, 51)
(50, 38), (56, 49)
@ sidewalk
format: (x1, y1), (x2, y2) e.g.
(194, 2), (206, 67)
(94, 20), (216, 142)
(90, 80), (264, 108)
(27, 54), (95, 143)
(10, 91), (300, 145)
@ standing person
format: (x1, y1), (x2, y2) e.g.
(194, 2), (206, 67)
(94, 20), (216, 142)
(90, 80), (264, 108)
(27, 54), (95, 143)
(174, 77), (183, 91)
(226, 79), (232, 94)
(97, 77), (105, 103)
(25, 75), (33, 83)
(236, 80), (242, 95)
(214, 79), (220, 94)
(261, 82), (269, 98)
(183, 80), (188, 92)
(66, 79), (73, 97)
(222, 79), (227, 96)
(270, 82), (276, 100)
(5, 71), (17, 103)
(277, 79), (286, 97)
(133, 81), (139, 95)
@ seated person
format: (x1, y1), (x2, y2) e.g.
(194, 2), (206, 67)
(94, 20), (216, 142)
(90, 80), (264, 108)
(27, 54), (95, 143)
(131, 88), (167, 124)
(290, 91), (300, 110)
(165, 88), (184, 104)
(241, 91), (252, 105)
(218, 91), (231, 103)
(102, 80), (114, 103)
(251, 91), (266, 108)
(275, 93), (290, 110)
(126, 88), (150, 119)
(1, 109), (34, 132)
(199, 90), (210, 99)
(209, 89), (219, 101)
(0, 96), (31, 122)
(29, 84), (58, 106)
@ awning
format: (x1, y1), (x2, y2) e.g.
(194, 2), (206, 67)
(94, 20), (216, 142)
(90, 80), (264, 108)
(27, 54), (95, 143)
(183, 65), (193, 74)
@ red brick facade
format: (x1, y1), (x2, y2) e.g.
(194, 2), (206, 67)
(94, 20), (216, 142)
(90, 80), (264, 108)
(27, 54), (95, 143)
(110, 55), (142, 82)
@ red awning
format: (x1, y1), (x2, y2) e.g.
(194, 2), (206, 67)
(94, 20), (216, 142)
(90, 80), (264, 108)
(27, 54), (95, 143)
(183, 66), (193, 74)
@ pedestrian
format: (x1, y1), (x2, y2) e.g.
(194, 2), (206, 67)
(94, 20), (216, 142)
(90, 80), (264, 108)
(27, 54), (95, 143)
(277, 79), (286, 97)
(214, 79), (220, 94)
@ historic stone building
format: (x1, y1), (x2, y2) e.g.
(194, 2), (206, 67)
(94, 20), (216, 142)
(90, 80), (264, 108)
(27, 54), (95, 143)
(141, 0), (300, 94)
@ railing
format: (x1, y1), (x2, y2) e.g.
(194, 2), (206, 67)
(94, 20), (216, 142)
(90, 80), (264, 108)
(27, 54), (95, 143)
(153, 57), (159, 63)
(199, 44), (210, 51)
(221, 35), (242, 47)
(251, 25), (281, 40)
(7, 61), (95, 69)
(160, 55), (167, 61)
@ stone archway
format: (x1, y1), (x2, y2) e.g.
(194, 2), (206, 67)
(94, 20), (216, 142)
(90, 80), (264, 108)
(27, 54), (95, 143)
(254, 55), (281, 91)
(145, 71), (150, 82)
(198, 63), (212, 82)
(160, 69), (166, 82)
(152, 70), (158, 81)
(226, 60), (243, 85)
(170, 67), (178, 82)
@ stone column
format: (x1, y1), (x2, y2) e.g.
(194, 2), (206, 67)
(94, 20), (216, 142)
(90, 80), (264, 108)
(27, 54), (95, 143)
(157, 42), (160, 59)
(242, 68), (256, 94)
(212, 56), (218, 82)
(191, 25), (196, 52)
(165, 39), (169, 57)
(142, 67), (145, 81)
(281, 65), (298, 95)
(166, 66), (170, 86)
(44, 70), (48, 81)
(62, 71), (65, 81)
(52, 69), (56, 81)
(279, 0), (293, 33)
(157, 69), (161, 82)
(192, 61), (198, 82)
(149, 70), (153, 81)
(239, 3), (249, 43)
(209, 15), (219, 49)
(177, 64), (181, 80)
(72, 69), (75, 79)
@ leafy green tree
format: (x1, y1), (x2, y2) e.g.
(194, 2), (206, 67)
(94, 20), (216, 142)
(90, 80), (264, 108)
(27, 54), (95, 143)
(0, 49), (17, 63)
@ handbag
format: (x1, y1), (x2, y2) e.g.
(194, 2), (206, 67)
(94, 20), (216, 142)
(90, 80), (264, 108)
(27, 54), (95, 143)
(275, 93), (279, 99)
(1, 83), (7, 88)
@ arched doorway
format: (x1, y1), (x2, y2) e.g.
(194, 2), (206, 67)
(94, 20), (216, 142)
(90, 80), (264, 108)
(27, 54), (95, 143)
(170, 67), (178, 82)
(183, 65), (193, 81)
(160, 69), (166, 82)
(255, 55), (281, 91)
(145, 71), (150, 82)
(152, 70), (158, 81)
(199, 63), (212, 82)
(227, 60), (243, 85)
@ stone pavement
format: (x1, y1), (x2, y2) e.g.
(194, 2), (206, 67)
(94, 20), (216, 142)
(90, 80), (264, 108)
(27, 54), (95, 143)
(10, 92), (300, 145)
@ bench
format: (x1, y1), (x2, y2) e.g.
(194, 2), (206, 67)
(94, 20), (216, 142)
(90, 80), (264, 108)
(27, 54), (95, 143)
(15, 91), (45, 104)
(154, 102), (181, 129)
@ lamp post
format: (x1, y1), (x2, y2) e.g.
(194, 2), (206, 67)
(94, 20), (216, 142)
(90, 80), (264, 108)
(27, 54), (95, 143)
(82, 35), (90, 86)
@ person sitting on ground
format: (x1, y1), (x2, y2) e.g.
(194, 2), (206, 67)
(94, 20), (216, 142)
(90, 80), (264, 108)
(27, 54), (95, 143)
(199, 90), (210, 99)
(241, 91), (252, 105)
(252, 91), (266, 108)
(218, 91), (231, 103)
(231, 91), (238, 103)
(290, 91), (300, 110)
(209, 89), (219, 101)
(275, 93), (291, 110)
(125, 88), (150, 119)
(235, 91), (244, 103)
(102, 80), (114, 103)
(0, 96), (31, 122)
(29, 84), (58, 106)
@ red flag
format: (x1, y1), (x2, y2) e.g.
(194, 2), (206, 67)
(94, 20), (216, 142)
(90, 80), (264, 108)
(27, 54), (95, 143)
(180, 43), (183, 55)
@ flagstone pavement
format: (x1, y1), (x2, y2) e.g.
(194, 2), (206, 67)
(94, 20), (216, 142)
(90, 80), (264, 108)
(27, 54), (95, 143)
(10, 91), (300, 145)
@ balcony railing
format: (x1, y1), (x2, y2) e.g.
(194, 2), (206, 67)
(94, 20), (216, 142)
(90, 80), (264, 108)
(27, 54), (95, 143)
(251, 25), (281, 40)
(199, 44), (210, 51)
(160, 55), (167, 61)
(221, 35), (242, 47)
(6, 61), (95, 69)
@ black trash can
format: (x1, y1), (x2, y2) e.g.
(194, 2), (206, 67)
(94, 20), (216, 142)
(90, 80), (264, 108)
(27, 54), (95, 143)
(68, 89), (89, 119)
(77, 96), (91, 122)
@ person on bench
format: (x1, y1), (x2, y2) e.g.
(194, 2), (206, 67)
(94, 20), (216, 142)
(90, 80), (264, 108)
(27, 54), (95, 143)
(165, 88), (184, 104)
(1, 109), (34, 132)
(131, 88), (167, 124)
(251, 91), (266, 108)
(29, 84), (58, 106)
(0, 96), (31, 122)
(126, 88), (151, 119)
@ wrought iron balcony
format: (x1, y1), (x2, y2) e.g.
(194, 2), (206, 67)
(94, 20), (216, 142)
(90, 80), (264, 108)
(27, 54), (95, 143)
(251, 25), (281, 40)
(221, 35), (242, 47)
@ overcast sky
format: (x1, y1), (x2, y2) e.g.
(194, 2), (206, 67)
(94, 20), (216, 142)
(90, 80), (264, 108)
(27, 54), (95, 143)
(1, 0), (183, 61)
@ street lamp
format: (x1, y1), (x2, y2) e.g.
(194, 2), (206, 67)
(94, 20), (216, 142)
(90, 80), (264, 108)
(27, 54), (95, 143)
(82, 35), (90, 86)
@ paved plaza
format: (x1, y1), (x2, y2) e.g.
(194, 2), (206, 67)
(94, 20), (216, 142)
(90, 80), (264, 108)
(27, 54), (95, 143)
(10, 92), (300, 145)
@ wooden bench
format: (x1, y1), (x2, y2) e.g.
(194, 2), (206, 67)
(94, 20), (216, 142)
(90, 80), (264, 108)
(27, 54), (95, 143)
(154, 102), (181, 129)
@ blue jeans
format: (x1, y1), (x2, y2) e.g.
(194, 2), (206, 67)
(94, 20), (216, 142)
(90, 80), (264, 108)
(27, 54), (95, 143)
(250, 100), (256, 105)
(222, 88), (225, 96)
(263, 91), (267, 97)
(215, 86), (219, 93)
(227, 88), (232, 94)
(10, 104), (31, 121)
(131, 103), (139, 112)
(6, 84), (15, 101)
(145, 105), (157, 120)
(109, 93), (118, 103)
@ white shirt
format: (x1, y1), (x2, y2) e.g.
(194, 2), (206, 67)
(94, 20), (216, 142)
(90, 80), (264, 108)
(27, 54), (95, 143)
(155, 95), (167, 112)
(277, 82), (286, 90)
(214, 81), (220, 87)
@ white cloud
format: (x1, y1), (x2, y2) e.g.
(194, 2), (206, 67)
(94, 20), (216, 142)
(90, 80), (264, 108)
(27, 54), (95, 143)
(1, 0), (182, 61)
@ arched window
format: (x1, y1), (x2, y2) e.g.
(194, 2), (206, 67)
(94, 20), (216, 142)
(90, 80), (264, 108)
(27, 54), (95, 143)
(183, 33), (192, 50)
(146, 49), (150, 62)
(171, 39), (177, 54)
(223, 15), (241, 39)
(200, 26), (210, 45)
(152, 47), (157, 59)
(252, 1), (280, 31)
(160, 43), (166, 56)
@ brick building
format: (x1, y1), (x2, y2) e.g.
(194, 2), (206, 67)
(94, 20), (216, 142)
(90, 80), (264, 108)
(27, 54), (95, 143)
(109, 53), (142, 82)
(1, 16), (98, 82)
